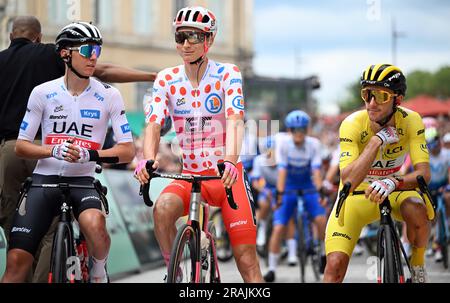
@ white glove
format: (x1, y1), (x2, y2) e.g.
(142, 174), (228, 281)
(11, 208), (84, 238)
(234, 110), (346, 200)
(74, 146), (91, 163)
(51, 141), (72, 160)
(369, 178), (396, 199)
(376, 126), (399, 147)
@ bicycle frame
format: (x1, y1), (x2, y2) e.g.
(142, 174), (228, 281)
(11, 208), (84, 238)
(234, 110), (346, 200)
(140, 160), (238, 283)
(19, 176), (108, 283)
(335, 176), (434, 283)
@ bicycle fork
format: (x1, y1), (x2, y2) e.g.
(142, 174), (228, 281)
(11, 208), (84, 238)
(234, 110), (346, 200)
(376, 201), (411, 283)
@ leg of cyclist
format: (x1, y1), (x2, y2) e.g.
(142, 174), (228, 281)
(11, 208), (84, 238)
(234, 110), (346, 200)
(71, 181), (112, 283)
(324, 194), (378, 283)
(256, 189), (271, 247)
(206, 165), (263, 282)
(397, 196), (430, 283)
(262, 192), (296, 282)
(153, 193), (185, 267)
(286, 218), (298, 266)
(78, 209), (110, 283)
(2, 176), (58, 283)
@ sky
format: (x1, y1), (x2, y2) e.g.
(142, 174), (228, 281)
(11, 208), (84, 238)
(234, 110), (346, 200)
(252, 0), (450, 115)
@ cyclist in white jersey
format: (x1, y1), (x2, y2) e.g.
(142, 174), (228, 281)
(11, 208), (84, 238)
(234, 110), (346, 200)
(1, 22), (134, 283)
(135, 6), (264, 282)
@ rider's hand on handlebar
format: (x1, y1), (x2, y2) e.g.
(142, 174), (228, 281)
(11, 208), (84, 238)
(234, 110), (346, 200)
(134, 159), (159, 185)
(216, 161), (239, 189)
(365, 178), (396, 204)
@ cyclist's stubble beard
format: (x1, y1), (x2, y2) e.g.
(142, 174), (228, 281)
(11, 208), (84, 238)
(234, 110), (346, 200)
(367, 99), (396, 130)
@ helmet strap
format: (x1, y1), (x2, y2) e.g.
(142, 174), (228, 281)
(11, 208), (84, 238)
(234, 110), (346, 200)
(65, 51), (89, 80)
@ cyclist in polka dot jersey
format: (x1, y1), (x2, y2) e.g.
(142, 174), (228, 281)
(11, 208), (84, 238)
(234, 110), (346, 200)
(135, 6), (263, 282)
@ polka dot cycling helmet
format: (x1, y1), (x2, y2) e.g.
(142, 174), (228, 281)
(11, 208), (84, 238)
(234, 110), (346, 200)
(173, 6), (217, 35)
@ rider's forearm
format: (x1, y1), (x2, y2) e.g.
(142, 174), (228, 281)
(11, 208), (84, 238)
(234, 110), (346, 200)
(98, 142), (135, 164)
(94, 63), (157, 83)
(312, 169), (322, 190)
(143, 122), (161, 160)
(391, 162), (431, 190)
(341, 136), (382, 191)
(277, 168), (287, 193)
(15, 139), (52, 160)
(224, 115), (244, 165)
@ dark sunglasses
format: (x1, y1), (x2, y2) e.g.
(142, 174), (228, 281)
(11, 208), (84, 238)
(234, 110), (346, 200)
(289, 127), (307, 134)
(67, 44), (102, 59)
(175, 31), (208, 44)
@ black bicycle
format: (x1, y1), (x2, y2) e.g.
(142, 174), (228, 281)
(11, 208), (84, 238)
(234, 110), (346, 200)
(335, 175), (436, 283)
(140, 160), (238, 283)
(18, 167), (108, 283)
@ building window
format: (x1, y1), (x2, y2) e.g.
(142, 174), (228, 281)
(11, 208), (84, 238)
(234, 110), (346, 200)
(95, 0), (115, 31)
(133, 0), (155, 35)
(173, 0), (187, 18)
(48, 0), (75, 25)
(206, 0), (225, 42)
(136, 82), (154, 112)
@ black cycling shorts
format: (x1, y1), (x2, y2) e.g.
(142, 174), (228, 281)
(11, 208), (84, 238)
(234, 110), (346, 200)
(8, 174), (103, 255)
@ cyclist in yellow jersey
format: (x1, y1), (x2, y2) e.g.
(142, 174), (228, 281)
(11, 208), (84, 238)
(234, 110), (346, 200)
(323, 64), (432, 283)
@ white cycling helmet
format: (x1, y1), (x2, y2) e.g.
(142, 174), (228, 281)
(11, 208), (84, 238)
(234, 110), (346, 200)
(173, 6), (217, 35)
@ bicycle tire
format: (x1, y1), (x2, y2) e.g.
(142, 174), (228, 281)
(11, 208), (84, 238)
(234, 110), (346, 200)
(297, 215), (307, 283)
(49, 223), (75, 283)
(310, 233), (321, 282)
(438, 210), (449, 269)
(381, 226), (400, 283)
(205, 222), (220, 283)
(210, 210), (233, 262)
(167, 224), (197, 283)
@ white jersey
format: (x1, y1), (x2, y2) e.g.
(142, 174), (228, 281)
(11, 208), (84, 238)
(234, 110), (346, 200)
(18, 77), (133, 177)
(275, 134), (322, 190)
(251, 154), (278, 188)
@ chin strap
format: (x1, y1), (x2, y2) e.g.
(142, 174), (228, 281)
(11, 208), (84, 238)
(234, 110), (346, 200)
(64, 52), (89, 80)
(188, 38), (210, 65)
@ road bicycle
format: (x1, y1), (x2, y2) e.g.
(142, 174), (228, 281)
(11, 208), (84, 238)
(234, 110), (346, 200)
(335, 176), (435, 283)
(140, 160), (238, 283)
(430, 188), (449, 269)
(18, 166), (108, 283)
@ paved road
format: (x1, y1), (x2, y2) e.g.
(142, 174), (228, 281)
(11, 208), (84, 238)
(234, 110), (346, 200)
(114, 250), (450, 283)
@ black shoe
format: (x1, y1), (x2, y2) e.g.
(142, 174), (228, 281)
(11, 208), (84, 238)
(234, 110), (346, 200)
(264, 270), (276, 283)
(319, 255), (327, 274)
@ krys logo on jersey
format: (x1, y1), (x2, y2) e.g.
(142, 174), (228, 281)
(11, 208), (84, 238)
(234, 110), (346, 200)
(46, 122), (101, 150)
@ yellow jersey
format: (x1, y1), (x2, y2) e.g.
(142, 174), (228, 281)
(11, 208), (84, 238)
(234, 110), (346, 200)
(339, 106), (429, 190)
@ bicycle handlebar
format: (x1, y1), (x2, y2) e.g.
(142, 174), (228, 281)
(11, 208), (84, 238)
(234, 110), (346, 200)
(139, 160), (238, 210)
(334, 175), (435, 219)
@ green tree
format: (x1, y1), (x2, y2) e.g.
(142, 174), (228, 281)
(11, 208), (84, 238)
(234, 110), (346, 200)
(338, 81), (362, 112)
(405, 70), (433, 99)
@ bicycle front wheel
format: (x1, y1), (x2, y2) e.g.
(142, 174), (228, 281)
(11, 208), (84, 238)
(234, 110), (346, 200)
(297, 215), (307, 283)
(380, 226), (400, 283)
(49, 223), (75, 283)
(438, 209), (449, 269)
(204, 222), (220, 283)
(167, 224), (197, 283)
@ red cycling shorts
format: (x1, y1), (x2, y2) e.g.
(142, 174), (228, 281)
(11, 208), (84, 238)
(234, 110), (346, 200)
(160, 162), (257, 247)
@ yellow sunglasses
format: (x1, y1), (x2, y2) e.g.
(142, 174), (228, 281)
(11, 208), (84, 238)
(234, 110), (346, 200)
(361, 88), (397, 105)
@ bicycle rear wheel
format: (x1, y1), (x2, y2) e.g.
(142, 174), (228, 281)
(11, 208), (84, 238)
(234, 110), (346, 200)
(310, 236), (321, 282)
(380, 226), (400, 283)
(210, 209), (233, 262)
(438, 210), (449, 269)
(167, 224), (197, 283)
(49, 223), (75, 283)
